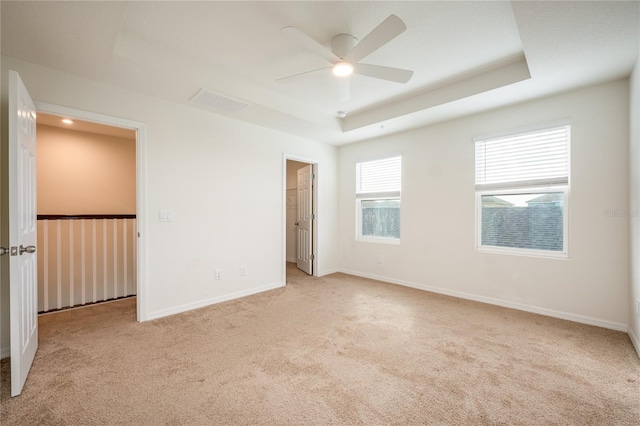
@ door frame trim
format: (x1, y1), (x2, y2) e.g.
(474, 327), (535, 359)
(34, 102), (148, 322)
(282, 154), (318, 280)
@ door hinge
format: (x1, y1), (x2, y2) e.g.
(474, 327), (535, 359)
(311, 173), (315, 179)
(310, 214), (315, 220)
(310, 254), (315, 261)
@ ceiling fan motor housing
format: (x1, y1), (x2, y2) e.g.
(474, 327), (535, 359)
(332, 34), (357, 59)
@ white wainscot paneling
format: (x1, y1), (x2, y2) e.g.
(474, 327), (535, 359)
(37, 216), (137, 312)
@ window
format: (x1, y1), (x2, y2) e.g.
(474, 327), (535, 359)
(475, 124), (570, 257)
(356, 156), (401, 243)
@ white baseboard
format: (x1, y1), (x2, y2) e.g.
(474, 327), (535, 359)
(1, 347), (9, 360)
(629, 326), (640, 359)
(286, 257), (296, 263)
(145, 281), (284, 321)
(340, 269), (628, 332)
(317, 268), (340, 277)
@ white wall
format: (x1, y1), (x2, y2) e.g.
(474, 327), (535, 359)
(629, 58), (640, 355)
(338, 79), (630, 329)
(285, 160), (309, 262)
(1, 56), (339, 354)
(0, 6), (5, 359)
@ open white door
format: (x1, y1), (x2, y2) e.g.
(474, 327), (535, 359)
(296, 165), (313, 275)
(8, 70), (39, 397)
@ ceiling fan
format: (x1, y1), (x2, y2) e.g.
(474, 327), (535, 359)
(278, 14), (414, 103)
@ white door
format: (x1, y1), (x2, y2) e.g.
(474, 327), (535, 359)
(296, 165), (313, 275)
(9, 70), (39, 397)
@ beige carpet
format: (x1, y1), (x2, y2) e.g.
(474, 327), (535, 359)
(1, 264), (639, 425)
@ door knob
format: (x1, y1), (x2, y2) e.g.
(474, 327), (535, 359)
(0, 247), (8, 256)
(295, 222), (299, 226)
(19, 245), (36, 255)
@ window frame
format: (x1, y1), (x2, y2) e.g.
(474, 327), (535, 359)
(475, 186), (569, 258)
(355, 155), (402, 244)
(356, 195), (401, 245)
(474, 122), (571, 259)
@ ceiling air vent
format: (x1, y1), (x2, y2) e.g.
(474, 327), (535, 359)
(189, 89), (249, 114)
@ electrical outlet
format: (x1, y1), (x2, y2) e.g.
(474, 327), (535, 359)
(215, 269), (222, 280)
(240, 265), (246, 276)
(377, 255), (384, 264)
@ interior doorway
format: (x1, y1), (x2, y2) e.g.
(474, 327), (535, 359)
(284, 156), (318, 281)
(35, 112), (137, 316)
(34, 102), (147, 322)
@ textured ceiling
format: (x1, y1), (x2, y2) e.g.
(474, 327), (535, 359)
(2, 1), (638, 145)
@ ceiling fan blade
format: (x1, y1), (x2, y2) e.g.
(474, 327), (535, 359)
(353, 63), (413, 83)
(337, 79), (350, 103)
(277, 66), (331, 83)
(343, 14), (407, 64)
(281, 26), (340, 64)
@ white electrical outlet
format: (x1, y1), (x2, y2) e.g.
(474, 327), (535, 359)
(215, 269), (222, 280)
(240, 265), (246, 276)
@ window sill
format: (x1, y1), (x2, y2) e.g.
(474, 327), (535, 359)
(357, 236), (400, 245)
(477, 246), (568, 260)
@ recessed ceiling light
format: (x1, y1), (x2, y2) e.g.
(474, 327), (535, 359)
(332, 62), (353, 77)
(337, 110), (347, 118)
(61, 119), (74, 125)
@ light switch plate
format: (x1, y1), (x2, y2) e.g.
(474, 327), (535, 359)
(159, 210), (174, 222)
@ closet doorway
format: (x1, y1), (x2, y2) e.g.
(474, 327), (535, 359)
(284, 157), (317, 279)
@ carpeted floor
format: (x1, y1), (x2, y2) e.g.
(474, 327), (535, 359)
(1, 264), (639, 425)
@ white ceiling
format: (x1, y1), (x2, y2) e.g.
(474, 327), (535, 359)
(2, 1), (638, 145)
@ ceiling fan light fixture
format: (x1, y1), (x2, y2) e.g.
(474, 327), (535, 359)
(332, 62), (353, 77)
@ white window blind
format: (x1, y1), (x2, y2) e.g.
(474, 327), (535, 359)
(356, 156), (401, 198)
(475, 125), (570, 190)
